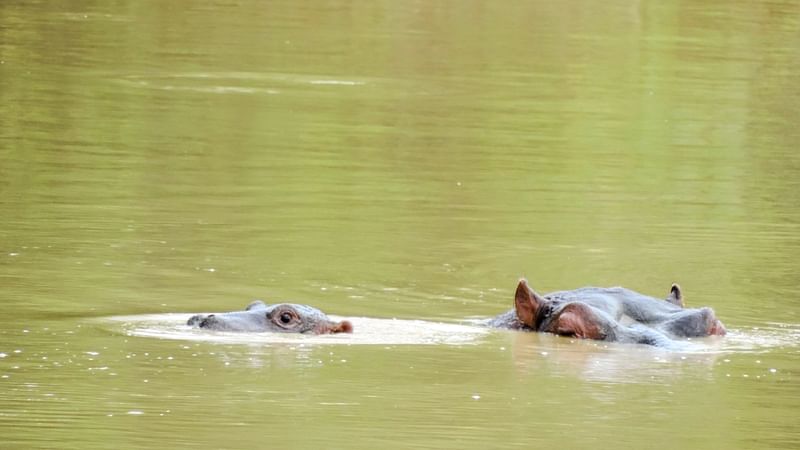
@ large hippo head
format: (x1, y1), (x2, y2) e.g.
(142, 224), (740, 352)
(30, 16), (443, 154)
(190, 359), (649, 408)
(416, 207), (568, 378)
(187, 300), (353, 334)
(511, 278), (725, 344)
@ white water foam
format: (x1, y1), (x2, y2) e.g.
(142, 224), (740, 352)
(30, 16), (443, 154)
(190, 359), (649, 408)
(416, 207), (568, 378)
(103, 314), (798, 352)
(105, 314), (489, 346)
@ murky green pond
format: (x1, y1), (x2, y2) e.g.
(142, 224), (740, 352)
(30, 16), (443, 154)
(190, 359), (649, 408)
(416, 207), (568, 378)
(2, 1), (799, 448)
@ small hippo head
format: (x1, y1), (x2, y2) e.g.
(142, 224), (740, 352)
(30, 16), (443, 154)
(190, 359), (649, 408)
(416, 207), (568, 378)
(187, 301), (353, 334)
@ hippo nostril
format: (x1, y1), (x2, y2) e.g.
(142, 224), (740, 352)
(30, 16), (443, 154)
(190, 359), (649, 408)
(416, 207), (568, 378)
(198, 315), (217, 328)
(187, 314), (205, 326)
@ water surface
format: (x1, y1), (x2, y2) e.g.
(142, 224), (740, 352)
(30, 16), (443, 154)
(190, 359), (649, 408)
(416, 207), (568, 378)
(1, 0), (799, 449)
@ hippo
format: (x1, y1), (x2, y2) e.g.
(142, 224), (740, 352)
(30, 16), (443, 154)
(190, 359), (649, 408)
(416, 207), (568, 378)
(187, 300), (353, 334)
(488, 279), (726, 347)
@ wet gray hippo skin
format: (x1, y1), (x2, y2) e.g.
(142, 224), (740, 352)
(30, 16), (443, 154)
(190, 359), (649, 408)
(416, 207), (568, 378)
(488, 279), (726, 347)
(187, 301), (353, 334)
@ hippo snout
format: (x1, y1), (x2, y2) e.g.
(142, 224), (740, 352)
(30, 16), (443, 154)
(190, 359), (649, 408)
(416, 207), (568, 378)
(700, 307), (726, 337)
(708, 318), (726, 336)
(316, 320), (353, 334)
(186, 314), (224, 329)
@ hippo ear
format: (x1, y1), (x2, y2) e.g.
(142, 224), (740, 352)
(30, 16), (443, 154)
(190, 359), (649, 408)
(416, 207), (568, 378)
(514, 279), (547, 328)
(246, 300), (268, 311)
(666, 284), (684, 308)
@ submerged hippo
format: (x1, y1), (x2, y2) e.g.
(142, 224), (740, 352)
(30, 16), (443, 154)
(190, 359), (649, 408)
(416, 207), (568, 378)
(489, 279), (726, 346)
(187, 300), (353, 334)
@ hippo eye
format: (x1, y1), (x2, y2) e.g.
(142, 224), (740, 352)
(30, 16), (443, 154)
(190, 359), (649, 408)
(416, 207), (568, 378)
(270, 308), (301, 328)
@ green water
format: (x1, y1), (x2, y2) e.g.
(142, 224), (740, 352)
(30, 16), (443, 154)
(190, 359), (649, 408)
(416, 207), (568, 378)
(2, 0), (799, 448)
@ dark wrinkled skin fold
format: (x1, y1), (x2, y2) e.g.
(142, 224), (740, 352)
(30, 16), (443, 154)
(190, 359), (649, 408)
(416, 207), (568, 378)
(187, 300), (353, 334)
(488, 279), (726, 348)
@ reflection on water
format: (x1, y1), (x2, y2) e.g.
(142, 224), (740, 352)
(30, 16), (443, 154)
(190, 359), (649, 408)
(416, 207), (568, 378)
(2, 0), (800, 448)
(0, 314), (798, 449)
